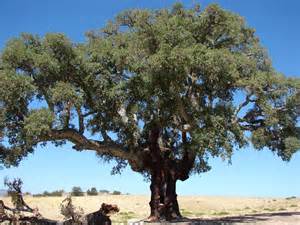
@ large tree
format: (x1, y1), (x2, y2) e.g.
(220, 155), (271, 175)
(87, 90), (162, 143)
(0, 3), (299, 221)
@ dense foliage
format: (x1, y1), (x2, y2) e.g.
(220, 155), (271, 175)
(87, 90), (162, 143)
(112, 190), (121, 195)
(71, 187), (84, 197)
(86, 187), (98, 196)
(43, 189), (64, 197)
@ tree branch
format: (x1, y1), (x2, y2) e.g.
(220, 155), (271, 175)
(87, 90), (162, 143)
(176, 131), (196, 181)
(76, 107), (84, 134)
(43, 128), (139, 162)
(82, 111), (97, 117)
(176, 95), (193, 131)
(234, 92), (255, 117)
(238, 119), (265, 131)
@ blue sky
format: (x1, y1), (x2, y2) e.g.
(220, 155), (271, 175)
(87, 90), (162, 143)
(0, 0), (299, 197)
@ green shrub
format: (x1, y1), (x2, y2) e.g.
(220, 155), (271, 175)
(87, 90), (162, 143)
(42, 190), (64, 197)
(286, 196), (297, 200)
(87, 187), (98, 196)
(33, 194), (44, 197)
(71, 186), (84, 196)
(99, 189), (109, 194)
(112, 190), (121, 195)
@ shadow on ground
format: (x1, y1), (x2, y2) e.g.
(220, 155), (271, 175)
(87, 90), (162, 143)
(189, 211), (300, 224)
(134, 211), (300, 224)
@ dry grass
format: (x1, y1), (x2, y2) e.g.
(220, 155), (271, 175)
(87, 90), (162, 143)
(1, 195), (300, 223)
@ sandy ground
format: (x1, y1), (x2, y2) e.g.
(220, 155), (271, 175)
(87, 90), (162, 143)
(1, 195), (300, 224)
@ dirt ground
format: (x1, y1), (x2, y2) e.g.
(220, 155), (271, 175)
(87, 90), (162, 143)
(186, 212), (300, 225)
(1, 195), (300, 224)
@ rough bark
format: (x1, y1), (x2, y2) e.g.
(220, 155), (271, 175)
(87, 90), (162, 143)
(148, 166), (182, 221)
(147, 127), (189, 221)
(164, 176), (181, 219)
(148, 127), (164, 220)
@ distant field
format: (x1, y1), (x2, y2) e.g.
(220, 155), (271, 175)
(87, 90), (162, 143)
(1, 195), (300, 224)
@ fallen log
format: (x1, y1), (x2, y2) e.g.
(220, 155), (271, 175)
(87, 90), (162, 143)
(1, 179), (119, 225)
(1, 201), (119, 225)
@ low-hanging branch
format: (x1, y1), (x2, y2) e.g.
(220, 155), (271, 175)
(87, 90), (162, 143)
(44, 128), (140, 163)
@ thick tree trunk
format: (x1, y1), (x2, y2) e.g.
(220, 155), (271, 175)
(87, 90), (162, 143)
(149, 171), (162, 219)
(164, 176), (181, 220)
(146, 127), (193, 221)
(148, 168), (181, 221)
(148, 127), (164, 220)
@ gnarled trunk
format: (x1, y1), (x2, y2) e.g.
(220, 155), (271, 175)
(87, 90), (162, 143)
(149, 170), (181, 221)
(164, 175), (181, 219)
(146, 127), (194, 221)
